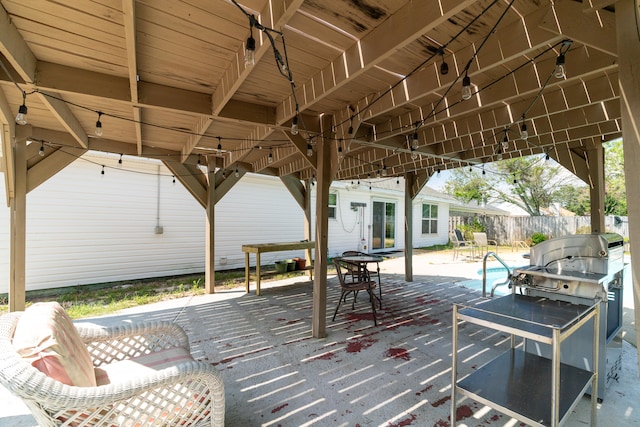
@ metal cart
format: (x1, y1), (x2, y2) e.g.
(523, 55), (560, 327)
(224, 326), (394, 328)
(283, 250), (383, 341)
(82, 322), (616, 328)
(451, 293), (600, 427)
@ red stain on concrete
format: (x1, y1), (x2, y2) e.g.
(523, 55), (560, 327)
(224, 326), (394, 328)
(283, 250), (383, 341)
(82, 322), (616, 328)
(415, 384), (433, 395)
(454, 404), (473, 421)
(433, 420), (449, 427)
(315, 351), (336, 360)
(384, 347), (410, 360)
(431, 395), (450, 407)
(416, 297), (441, 305)
(346, 336), (377, 353)
(388, 413), (417, 426)
(271, 403), (288, 413)
(345, 312), (376, 322)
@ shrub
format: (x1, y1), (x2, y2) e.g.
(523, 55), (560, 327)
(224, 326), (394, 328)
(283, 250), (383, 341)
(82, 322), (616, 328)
(575, 226), (591, 234)
(459, 218), (485, 240)
(530, 232), (549, 245)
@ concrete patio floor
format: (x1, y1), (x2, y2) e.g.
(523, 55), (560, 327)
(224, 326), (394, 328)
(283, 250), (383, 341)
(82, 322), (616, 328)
(2, 249), (639, 426)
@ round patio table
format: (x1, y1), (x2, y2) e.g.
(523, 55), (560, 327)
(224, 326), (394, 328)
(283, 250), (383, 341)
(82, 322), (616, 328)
(340, 255), (384, 306)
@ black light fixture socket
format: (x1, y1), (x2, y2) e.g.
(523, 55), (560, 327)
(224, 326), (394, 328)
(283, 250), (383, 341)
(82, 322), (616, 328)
(440, 61), (449, 75)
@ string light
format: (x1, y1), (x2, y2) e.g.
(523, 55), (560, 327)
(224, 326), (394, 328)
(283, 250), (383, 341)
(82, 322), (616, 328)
(291, 116), (299, 135)
(244, 22), (256, 68)
(554, 53), (566, 79)
(311, 174), (316, 185)
(217, 138), (222, 154)
(101, 165), (105, 175)
(38, 142), (44, 157)
(461, 74), (472, 100)
(338, 145), (343, 159)
(439, 48), (448, 75)
(172, 175), (176, 184)
(382, 162), (387, 176)
(411, 131), (419, 150)
(306, 142), (313, 157)
(234, 167), (239, 178)
(197, 154), (201, 165)
(520, 115), (528, 141)
(118, 153), (123, 167)
(15, 92), (28, 125)
(502, 131), (509, 151)
(95, 112), (103, 136)
(268, 148), (273, 163)
(222, 170), (226, 179)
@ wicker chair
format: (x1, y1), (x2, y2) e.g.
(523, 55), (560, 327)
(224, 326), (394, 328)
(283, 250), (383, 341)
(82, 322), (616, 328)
(0, 311), (225, 427)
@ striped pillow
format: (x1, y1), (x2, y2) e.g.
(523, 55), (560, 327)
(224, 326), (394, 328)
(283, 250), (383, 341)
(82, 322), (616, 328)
(12, 302), (97, 387)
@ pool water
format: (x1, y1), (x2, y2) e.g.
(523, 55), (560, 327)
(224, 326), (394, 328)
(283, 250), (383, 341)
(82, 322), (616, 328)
(457, 266), (514, 296)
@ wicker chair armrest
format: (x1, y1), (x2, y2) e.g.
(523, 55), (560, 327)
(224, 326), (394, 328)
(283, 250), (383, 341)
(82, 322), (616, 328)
(74, 321), (190, 366)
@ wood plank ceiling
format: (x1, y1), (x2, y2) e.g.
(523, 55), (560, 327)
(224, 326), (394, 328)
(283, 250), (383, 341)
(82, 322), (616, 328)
(0, 0), (620, 194)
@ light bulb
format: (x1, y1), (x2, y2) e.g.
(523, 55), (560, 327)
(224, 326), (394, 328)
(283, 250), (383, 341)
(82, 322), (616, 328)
(411, 151), (418, 160)
(461, 75), (472, 100)
(235, 168), (239, 178)
(382, 166), (387, 176)
(244, 36), (255, 68)
(338, 146), (343, 159)
(520, 123), (528, 141)
(412, 132), (418, 150)
(38, 144), (44, 157)
(554, 54), (565, 79)
(217, 143), (222, 154)
(268, 151), (273, 163)
(307, 143), (313, 157)
(95, 120), (103, 136)
(15, 104), (28, 125)
(440, 60), (449, 75)
(502, 136), (509, 151)
(291, 116), (299, 135)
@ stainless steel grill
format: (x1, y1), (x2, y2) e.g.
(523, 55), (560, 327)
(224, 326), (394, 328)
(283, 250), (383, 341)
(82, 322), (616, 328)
(513, 233), (625, 399)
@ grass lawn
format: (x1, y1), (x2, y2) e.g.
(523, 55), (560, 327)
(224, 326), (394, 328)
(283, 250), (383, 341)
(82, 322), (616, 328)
(0, 267), (314, 319)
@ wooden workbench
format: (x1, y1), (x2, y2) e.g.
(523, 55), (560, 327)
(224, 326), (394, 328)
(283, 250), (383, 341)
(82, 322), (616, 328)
(242, 241), (315, 295)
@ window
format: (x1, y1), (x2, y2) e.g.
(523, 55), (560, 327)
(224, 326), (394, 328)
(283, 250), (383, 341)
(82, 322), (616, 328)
(421, 204), (438, 234)
(328, 193), (337, 219)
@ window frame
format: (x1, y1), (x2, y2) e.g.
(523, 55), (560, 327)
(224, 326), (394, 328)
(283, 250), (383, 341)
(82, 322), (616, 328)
(421, 203), (438, 234)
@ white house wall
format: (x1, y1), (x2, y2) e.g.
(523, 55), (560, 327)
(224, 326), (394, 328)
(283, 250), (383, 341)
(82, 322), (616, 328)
(0, 153), (307, 293)
(1, 153), (452, 294)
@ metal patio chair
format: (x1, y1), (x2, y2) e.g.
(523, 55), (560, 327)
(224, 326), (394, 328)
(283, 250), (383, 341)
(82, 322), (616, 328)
(450, 230), (474, 260)
(473, 232), (499, 257)
(332, 258), (379, 326)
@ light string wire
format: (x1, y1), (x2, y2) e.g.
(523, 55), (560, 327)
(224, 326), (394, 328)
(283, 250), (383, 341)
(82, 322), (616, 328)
(3, 3), (573, 178)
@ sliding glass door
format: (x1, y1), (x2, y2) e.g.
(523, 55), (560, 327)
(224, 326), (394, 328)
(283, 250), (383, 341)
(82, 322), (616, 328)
(372, 201), (396, 250)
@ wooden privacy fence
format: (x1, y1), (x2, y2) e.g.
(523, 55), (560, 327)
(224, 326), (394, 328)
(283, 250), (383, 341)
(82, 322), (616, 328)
(449, 215), (629, 245)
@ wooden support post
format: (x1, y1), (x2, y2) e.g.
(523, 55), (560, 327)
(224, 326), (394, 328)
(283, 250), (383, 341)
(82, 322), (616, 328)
(312, 141), (331, 338)
(587, 144), (605, 234)
(205, 162), (215, 293)
(616, 0), (640, 368)
(9, 128), (27, 311)
(404, 173), (415, 282)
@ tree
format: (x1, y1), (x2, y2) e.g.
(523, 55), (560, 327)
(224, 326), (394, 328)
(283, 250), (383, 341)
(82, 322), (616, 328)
(552, 184), (589, 215)
(443, 139), (627, 217)
(443, 155), (566, 216)
(603, 139), (627, 215)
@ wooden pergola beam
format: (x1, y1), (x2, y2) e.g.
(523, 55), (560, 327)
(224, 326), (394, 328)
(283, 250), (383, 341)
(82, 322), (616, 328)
(275, 0), (478, 123)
